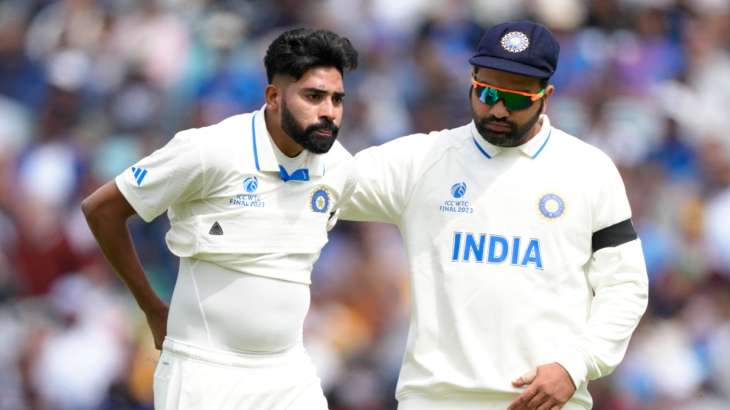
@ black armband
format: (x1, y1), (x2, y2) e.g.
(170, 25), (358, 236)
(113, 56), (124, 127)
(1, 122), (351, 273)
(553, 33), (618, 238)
(592, 218), (637, 252)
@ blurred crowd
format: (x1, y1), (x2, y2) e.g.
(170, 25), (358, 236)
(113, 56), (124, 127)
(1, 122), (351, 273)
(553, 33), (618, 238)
(1, 0), (729, 409)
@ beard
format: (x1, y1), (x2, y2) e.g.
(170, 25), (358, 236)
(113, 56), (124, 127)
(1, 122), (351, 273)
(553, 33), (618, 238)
(472, 99), (543, 148)
(281, 99), (339, 154)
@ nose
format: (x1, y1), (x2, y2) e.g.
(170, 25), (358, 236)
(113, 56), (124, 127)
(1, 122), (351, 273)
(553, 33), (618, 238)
(489, 99), (510, 119)
(319, 98), (336, 122)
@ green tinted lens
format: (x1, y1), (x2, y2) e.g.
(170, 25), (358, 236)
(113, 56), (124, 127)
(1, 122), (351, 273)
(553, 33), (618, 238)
(500, 92), (534, 110)
(477, 86), (499, 105)
(477, 86), (534, 111)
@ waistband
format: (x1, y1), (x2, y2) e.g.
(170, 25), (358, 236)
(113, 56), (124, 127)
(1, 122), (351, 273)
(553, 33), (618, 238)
(397, 393), (590, 410)
(162, 337), (310, 368)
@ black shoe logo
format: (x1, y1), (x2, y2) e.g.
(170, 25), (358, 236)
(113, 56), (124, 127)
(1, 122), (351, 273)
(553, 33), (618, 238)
(209, 221), (223, 235)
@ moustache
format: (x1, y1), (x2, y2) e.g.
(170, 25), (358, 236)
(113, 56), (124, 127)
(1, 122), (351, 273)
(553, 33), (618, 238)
(306, 120), (339, 136)
(481, 117), (515, 130)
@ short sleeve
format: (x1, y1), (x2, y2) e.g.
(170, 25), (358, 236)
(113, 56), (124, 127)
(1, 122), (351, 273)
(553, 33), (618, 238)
(115, 130), (206, 222)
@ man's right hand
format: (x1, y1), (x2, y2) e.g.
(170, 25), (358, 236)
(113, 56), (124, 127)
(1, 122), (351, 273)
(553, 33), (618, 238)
(145, 304), (169, 350)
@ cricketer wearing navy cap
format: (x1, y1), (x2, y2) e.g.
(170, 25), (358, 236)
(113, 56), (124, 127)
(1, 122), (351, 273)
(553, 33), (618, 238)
(341, 19), (648, 410)
(469, 20), (559, 79)
(468, 20), (559, 149)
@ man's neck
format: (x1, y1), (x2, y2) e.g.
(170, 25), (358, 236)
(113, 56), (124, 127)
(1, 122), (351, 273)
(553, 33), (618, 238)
(264, 106), (303, 158)
(522, 116), (544, 144)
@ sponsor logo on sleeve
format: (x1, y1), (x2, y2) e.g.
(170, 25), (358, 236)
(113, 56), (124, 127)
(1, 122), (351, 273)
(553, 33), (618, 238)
(130, 166), (148, 186)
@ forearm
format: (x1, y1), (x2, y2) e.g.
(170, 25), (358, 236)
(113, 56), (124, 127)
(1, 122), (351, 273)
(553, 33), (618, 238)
(562, 240), (649, 386)
(81, 183), (166, 314)
(91, 218), (164, 311)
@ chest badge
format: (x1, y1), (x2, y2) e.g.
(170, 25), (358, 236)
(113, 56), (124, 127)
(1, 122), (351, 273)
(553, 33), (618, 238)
(451, 182), (467, 198)
(440, 181), (474, 214)
(229, 175), (265, 207)
(538, 193), (565, 219)
(310, 186), (333, 213)
(243, 176), (259, 193)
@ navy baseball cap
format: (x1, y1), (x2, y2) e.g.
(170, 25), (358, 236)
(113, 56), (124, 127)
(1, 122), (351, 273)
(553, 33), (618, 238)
(469, 20), (559, 79)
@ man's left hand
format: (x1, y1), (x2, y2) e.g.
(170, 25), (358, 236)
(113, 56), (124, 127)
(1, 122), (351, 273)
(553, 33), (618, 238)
(507, 362), (576, 410)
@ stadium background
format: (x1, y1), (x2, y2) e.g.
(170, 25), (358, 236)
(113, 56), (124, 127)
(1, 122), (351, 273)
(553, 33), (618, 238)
(1, 0), (730, 409)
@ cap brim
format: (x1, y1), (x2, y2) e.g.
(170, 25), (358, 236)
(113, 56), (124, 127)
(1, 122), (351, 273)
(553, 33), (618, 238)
(469, 55), (551, 79)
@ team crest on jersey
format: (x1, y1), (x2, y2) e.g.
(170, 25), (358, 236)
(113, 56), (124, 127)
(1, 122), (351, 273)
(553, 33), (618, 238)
(310, 186), (333, 213)
(538, 193), (565, 219)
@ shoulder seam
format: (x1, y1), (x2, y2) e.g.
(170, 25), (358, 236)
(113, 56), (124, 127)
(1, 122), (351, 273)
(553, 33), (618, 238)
(181, 129), (208, 198)
(400, 129), (470, 220)
(195, 131), (208, 197)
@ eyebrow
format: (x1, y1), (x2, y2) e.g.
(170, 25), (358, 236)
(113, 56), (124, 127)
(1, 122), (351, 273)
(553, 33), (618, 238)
(302, 88), (346, 98)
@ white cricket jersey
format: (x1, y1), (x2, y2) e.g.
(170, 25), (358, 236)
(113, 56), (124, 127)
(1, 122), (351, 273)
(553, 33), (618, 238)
(341, 115), (649, 408)
(116, 106), (355, 353)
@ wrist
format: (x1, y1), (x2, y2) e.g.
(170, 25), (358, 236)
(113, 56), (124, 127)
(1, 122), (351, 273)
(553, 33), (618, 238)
(554, 350), (587, 389)
(553, 362), (576, 389)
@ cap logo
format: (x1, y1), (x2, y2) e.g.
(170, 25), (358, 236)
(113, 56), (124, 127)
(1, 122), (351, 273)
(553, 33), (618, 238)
(500, 31), (529, 53)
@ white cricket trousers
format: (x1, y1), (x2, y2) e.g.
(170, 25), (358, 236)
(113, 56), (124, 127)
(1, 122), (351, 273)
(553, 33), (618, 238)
(154, 338), (328, 410)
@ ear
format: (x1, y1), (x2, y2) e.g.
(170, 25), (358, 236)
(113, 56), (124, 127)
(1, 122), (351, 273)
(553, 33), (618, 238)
(541, 84), (555, 114)
(264, 84), (280, 111)
(544, 84), (555, 98)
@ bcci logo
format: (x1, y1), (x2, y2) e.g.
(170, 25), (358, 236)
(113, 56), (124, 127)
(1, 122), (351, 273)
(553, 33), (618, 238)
(451, 182), (467, 199)
(538, 193), (565, 219)
(500, 31), (529, 53)
(243, 176), (258, 193)
(310, 186), (332, 213)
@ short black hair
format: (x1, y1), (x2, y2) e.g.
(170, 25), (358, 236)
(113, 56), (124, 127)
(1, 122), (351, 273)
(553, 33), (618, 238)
(264, 28), (358, 83)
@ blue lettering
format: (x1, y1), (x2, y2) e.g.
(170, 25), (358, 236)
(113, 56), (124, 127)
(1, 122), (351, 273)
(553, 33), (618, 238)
(452, 232), (462, 261)
(450, 232), (543, 269)
(521, 239), (543, 269)
(511, 237), (521, 265)
(487, 235), (508, 263)
(463, 233), (486, 262)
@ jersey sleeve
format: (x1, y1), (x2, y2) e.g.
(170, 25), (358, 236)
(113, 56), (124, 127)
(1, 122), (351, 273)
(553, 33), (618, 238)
(556, 156), (649, 388)
(327, 152), (357, 231)
(115, 130), (206, 222)
(339, 135), (422, 225)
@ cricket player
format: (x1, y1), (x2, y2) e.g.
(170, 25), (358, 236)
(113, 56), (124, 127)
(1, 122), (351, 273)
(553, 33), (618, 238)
(81, 28), (358, 409)
(341, 20), (649, 410)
